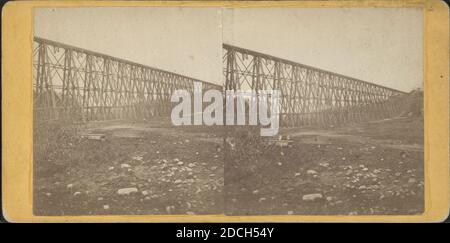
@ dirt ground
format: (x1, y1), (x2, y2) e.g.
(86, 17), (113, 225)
(224, 117), (424, 215)
(34, 116), (423, 216)
(34, 120), (224, 215)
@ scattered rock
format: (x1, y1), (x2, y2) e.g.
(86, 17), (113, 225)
(117, 187), (138, 195)
(252, 190), (259, 195)
(319, 163), (330, 168)
(408, 178), (416, 183)
(401, 152), (407, 158)
(103, 205), (110, 210)
(307, 170), (317, 175)
(259, 197), (267, 203)
(287, 211), (294, 215)
(120, 163), (131, 169)
(177, 161), (184, 165)
(67, 184), (74, 189)
(166, 206), (175, 214)
(73, 191), (81, 196)
(302, 193), (323, 201)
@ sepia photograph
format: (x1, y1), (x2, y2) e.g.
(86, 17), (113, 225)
(32, 6), (424, 216)
(221, 7), (424, 215)
(33, 7), (225, 215)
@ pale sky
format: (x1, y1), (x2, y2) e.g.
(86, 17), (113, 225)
(34, 7), (223, 84)
(223, 8), (423, 92)
(35, 7), (422, 92)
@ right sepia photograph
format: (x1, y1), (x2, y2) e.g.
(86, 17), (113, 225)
(221, 7), (424, 215)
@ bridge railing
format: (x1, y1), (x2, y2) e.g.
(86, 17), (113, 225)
(222, 44), (408, 127)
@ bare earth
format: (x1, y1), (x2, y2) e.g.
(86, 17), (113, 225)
(225, 117), (423, 215)
(34, 116), (423, 216)
(34, 121), (224, 215)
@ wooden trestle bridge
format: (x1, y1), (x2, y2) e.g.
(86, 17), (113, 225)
(33, 37), (408, 127)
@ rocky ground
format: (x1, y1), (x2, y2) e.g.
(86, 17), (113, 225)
(34, 121), (224, 215)
(224, 117), (424, 215)
(34, 116), (423, 216)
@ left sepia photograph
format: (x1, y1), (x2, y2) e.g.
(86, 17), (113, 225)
(32, 7), (225, 215)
